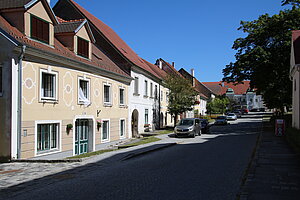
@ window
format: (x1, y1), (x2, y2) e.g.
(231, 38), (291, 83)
(134, 77), (139, 95)
(78, 78), (90, 105)
(150, 82), (153, 98)
(144, 80), (148, 97)
(40, 69), (57, 101)
(0, 65), (2, 96)
(37, 123), (59, 152)
(120, 119), (125, 138)
(155, 85), (158, 99)
(77, 37), (89, 58)
(166, 92), (168, 103)
(31, 15), (49, 44)
(161, 91), (163, 101)
(145, 109), (149, 124)
(119, 88), (125, 105)
(102, 120), (110, 141)
(104, 84), (111, 105)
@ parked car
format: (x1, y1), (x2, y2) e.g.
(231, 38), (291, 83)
(200, 119), (210, 134)
(241, 109), (249, 114)
(174, 118), (202, 138)
(214, 116), (228, 125)
(226, 113), (237, 120)
(250, 108), (259, 112)
(233, 110), (242, 118)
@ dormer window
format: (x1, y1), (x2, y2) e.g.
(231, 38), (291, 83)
(31, 15), (49, 44)
(77, 37), (89, 58)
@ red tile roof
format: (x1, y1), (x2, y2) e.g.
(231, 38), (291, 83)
(0, 14), (130, 79)
(66, 0), (161, 79)
(292, 30), (300, 65)
(142, 59), (168, 79)
(202, 81), (251, 95)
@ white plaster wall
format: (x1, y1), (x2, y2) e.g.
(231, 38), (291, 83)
(128, 71), (159, 137)
(199, 99), (207, 116)
(293, 71), (300, 129)
(11, 58), (18, 159)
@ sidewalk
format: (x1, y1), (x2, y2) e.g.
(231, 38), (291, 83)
(0, 133), (176, 191)
(238, 127), (300, 199)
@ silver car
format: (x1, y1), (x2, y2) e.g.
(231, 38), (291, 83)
(174, 118), (202, 138)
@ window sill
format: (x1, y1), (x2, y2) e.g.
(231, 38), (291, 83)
(76, 54), (91, 61)
(119, 105), (127, 108)
(104, 103), (112, 107)
(40, 99), (58, 104)
(133, 93), (140, 96)
(143, 95), (149, 98)
(36, 148), (60, 156)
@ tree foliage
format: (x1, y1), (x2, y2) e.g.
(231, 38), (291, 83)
(206, 96), (230, 115)
(223, 5), (300, 110)
(164, 75), (198, 125)
(281, 0), (300, 6)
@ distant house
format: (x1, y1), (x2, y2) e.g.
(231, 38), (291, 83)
(290, 30), (300, 130)
(202, 81), (265, 111)
(178, 68), (215, 116)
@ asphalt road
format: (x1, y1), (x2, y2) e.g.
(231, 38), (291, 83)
(3, 114), (262, 200)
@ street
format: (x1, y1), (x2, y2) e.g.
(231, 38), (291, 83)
(1, 114), (262, 200)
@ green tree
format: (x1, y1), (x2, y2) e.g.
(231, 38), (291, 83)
(282, 0), (300, 6)
(164, 75), (198, 126)
(206, 96), (230, 115)
(223, 4), (300, 111)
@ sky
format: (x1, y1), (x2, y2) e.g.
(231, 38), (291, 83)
(50, 0), (289, 82)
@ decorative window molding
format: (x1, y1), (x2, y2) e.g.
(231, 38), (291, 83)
(35, 120), (61, 156)
(103, 83), (112, 106)
(30, 14), (49, 44)
(40, 68), (58, 102)
(101, 119), (110, 142)
(120, 119), (126, 139)
(78, 76), (91, 106)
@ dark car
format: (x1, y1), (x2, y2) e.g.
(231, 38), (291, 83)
(233, 110), (242, 118)
(174, 118), (202, 138)
(241, 109), (249, 114)
(214, 116), (228, 125)
(200, 119), (210, 134)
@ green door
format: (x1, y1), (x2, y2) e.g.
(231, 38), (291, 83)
(75, 119), (89, 155)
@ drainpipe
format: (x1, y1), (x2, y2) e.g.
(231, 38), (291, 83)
(17, 45), (26, 159)
(158, 84), (161, 129)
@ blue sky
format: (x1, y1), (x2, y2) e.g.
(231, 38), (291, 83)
(51, 0), (288, 82)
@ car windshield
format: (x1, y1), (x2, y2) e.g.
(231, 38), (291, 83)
(228, 113), (235, 116)
(178, 119), (194, 126)
(217, 116), (226, 119)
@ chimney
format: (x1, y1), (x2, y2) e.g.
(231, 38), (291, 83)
(172, 62), (175, 67)
(191, 68), (195, 77)
(159, 60), (163, 69)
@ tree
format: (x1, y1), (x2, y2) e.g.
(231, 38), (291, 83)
(164, 75), (198, 126)
(223, 5), (300, 111)
(206, 96), (230, 115)
(282, 0), (300, 6)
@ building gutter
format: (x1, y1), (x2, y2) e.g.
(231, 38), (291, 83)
(17, 45), (26, 159)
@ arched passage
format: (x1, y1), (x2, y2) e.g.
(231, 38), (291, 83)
(131, 109), (139, 137)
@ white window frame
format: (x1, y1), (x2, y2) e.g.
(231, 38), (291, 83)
(0, 64), (3, 96)
(78, 76), (91, 105)
(145, 109), (149, 124)
(40, 68), (58, 102)
(119, 87), (125, 106)
(150, 82), (153, 98)
(35, 120), (62, 156)
(103, 83), (112, 106)
(120, 118), (126, 139)
(144, 80), (148, 97)
(101, 119), (110, 143)
(134, 77), (139, 95)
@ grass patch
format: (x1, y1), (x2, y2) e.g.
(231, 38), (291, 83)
(66, 149), (117, 159)
(157, 130), (173, 135)
(286, 127), (300, 155)
(118, 136), (161, 149)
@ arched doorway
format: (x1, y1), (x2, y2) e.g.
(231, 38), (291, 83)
(160, 112), (164, 128)
(131, 109), (139, 138)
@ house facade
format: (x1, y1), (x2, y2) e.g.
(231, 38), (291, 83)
(0, 0), (132, 161)
(290, 30), (300, 130)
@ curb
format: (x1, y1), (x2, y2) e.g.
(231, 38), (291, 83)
(121, 143), (177, 161)
(11, 159), (82, 163)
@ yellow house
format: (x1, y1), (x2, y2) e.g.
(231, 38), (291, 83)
(0, 0), (132, 161)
